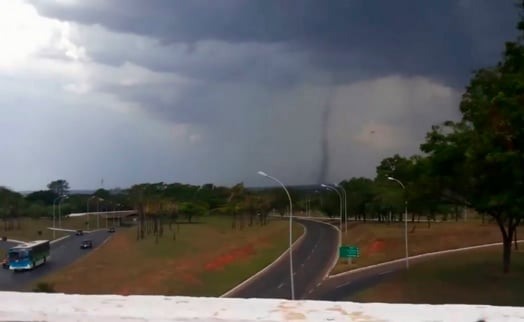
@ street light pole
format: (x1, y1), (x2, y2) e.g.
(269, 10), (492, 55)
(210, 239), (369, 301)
(320, 184), (342, 243)
(387, 176), (409, 269)
(58, 196), (69, 229)
(52, 196), (63, 240)
(97, 198), (104, 229)
(335, 183), (348, 235)
(86, 196), (96, 230)
(307, 198), (311, 217)
(105, 201), (110, 229)
(258, 171), (295, 300)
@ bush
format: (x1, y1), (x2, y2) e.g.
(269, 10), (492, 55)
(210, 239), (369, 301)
(32, 282), (56, 293)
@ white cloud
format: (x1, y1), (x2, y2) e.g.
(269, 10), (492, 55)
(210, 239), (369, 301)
(0, 0), (87, 70)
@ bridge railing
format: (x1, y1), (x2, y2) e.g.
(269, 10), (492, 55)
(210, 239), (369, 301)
(0, 292), (521, 321)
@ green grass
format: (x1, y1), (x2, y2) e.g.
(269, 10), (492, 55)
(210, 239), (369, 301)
(350, 246), (524, 306)
(189, 223), (303, 296)
(39, 215), (305, 296)
(0, 216), (105, 243)
(333, 220), (502, 274)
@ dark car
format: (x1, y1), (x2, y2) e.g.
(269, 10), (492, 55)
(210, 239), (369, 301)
(108, 227), (116, 233)
(80, 240), (93, 249)
(1, 257), (8, 269)
(75, 230), (84, 236)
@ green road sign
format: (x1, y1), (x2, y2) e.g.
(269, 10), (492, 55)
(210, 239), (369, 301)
(339, 245), (360, 258)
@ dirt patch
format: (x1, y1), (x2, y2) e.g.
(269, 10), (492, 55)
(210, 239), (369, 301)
(37, 217), (303, 296)
(205, 244), (256, 271)
(333, 221), (503, 274)
(368, 239), (386, 253)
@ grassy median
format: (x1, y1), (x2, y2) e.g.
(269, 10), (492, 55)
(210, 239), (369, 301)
(37, 215), (304, 296)
(332, 220), (502, 274)
(0, 216), (105, 243)
(350, 246), (524, 306)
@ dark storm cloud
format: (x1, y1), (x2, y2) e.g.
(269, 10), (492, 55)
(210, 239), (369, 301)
(13, 0), (520, 190)
(29, 0), (519, 87)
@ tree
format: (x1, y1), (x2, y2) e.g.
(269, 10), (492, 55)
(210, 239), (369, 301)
(47, 180), (69, 196)
(0, 187), (25, 231)
(178, 202), (206, 223)
(421, 14), (524, 272)
(93, 188), (111, 200)
(343, 177), (377, 221)
(25, 190), (58, 206)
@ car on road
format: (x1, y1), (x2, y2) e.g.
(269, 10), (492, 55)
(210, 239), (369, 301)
(75, 230), (84, 236)
(108, 227), (115, 233)
(80, 240), (93, 249)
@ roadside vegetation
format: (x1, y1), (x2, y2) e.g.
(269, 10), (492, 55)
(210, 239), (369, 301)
(350, 246), (524, 306)
(332, 219), (503, 274)
(35, 215), (303, 296)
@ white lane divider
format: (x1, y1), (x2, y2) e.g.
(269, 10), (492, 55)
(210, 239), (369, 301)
(335, 281), (352, 289)
(277, 283), (284, 289)
(378, 270), (393, 276)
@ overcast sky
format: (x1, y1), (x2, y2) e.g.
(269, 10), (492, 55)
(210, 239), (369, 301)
(0, 0), (519, 191)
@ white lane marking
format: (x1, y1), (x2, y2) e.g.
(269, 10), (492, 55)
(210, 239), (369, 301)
(308, 289), (314, 294)
(278, 283), (285, 289)
(378, 270), (393, 276)
(300, 263), (305, 268)
(336, 281), (352, 289)
(316, 282), (322, 287)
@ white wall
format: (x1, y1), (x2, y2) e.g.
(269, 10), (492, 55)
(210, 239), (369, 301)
(0, 292), (522, 321)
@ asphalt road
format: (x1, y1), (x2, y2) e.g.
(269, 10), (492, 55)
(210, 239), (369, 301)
(0, 230), (111, 291)
(226, 218), (340, 300)
(308, 261), (402, 301)
(308, 242), (512, 301)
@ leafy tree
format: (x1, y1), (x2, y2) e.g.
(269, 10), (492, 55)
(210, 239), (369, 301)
(93, 188), (111, 200)
(32, 282), (56, 293)
(25, 190), (58, 206)
(47, 180), (69, 196)
(178, 202), (206, 223)
(0, 187), (25, 230)
(342, 178), (375, 221)
(421, 11), (524, 272)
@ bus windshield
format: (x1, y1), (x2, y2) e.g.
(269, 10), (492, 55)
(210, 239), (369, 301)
(8, 250), (29, 260)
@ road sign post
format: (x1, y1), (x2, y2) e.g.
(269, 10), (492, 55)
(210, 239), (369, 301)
(339, 245), (360, 264)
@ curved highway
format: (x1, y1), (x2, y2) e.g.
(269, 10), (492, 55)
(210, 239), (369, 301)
(0, 230), (111, 291)
(225, 218), (340, 299)
(309, 240), (524, 301)
(309, 261), (400, 301)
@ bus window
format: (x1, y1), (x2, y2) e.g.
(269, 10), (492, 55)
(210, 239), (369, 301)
(8, 250), (28, 260)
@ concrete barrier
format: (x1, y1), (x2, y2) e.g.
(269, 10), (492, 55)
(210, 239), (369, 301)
(0, 291), (522, 321)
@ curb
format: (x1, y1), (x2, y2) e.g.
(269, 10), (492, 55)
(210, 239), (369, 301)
(328, 239), (524, 279)
(6, 239), (26, 244)
(50, 235), (71, 245)
(85, 229), (107, 233)
(220, 222), (308, 298)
